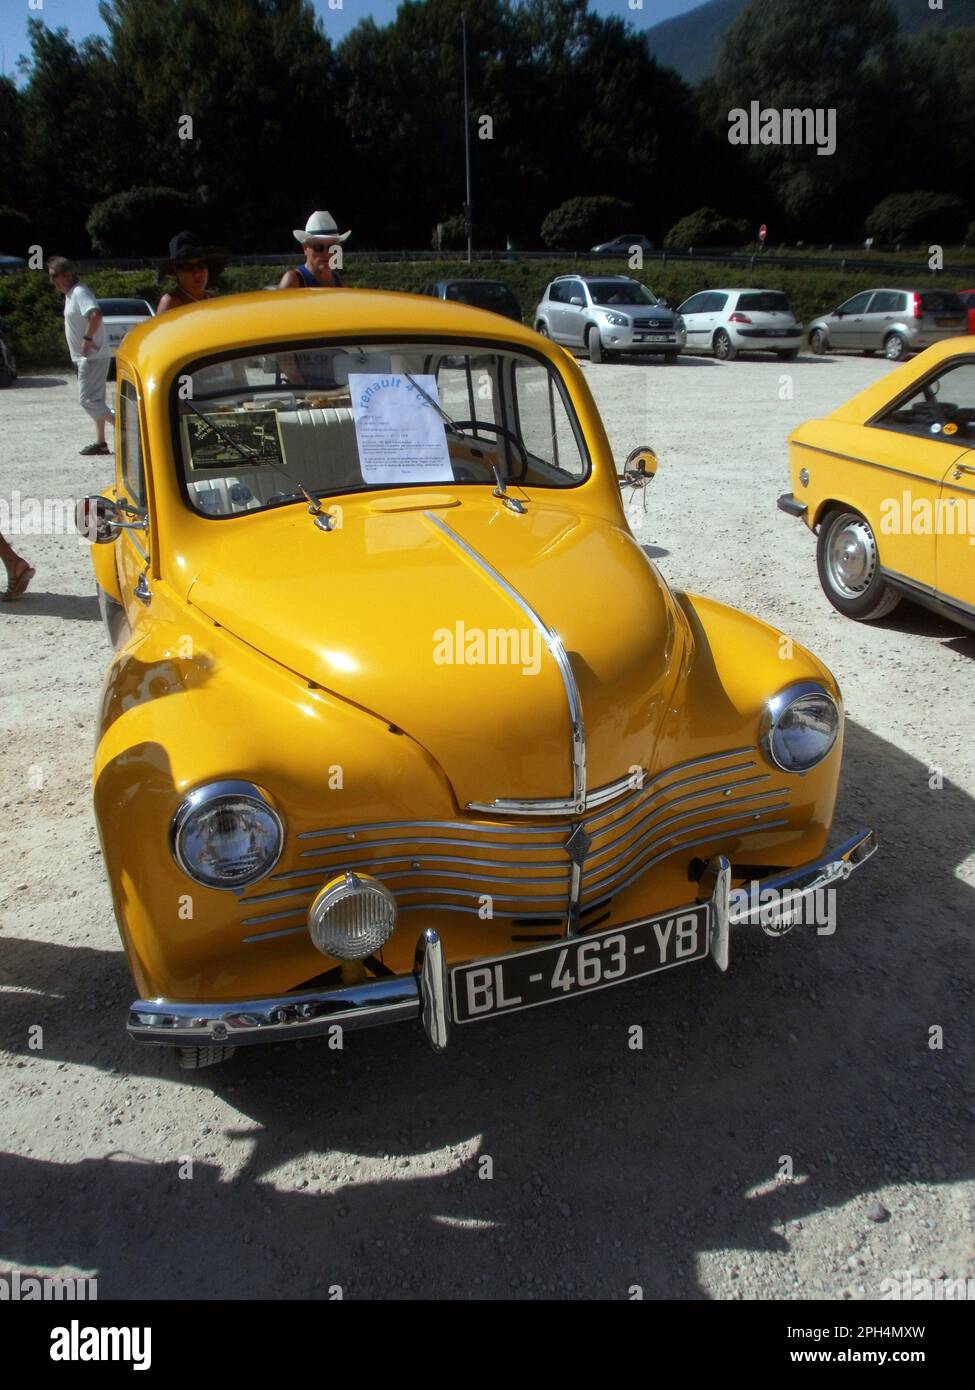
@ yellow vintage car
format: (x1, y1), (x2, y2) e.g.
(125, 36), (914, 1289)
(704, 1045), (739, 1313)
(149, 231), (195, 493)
(78, 289), (875, 1070)
(779, 339), (975, 630)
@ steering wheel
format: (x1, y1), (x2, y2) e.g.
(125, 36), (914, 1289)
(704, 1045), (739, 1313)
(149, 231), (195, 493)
(445, 420), (529, 482)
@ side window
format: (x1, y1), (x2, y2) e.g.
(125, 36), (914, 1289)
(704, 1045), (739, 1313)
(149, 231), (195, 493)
(867, 291), (902, 313)
(838, 292), (873, 315)
(875, 361), (975, 443)
(708, 292), (729, 312)
(547, 282), (566, 304)
(118, 379), (146, 508)
(679, 293), (706, 315)
(568, 280), (586, 304)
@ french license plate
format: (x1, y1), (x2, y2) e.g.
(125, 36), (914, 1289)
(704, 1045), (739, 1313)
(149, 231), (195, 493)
(937, 318), (961, 327)
(451, 903), (710, 1024)
(648, 334), (671, 343)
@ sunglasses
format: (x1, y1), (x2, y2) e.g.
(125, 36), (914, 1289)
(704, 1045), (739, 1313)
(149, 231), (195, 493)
(176, 260), (207, 272)
(306, 242), (334, 253)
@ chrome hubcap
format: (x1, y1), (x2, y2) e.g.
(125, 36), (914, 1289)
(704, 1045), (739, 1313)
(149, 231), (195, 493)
(827, 517), (876, 597)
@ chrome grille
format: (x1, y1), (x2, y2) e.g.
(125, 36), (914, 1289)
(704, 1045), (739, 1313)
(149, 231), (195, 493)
(633, 318), (672, 330)
(237, 746), (791, 941)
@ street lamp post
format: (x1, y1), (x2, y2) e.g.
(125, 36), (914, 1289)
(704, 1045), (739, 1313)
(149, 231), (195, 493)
(461, 10), (472, 264)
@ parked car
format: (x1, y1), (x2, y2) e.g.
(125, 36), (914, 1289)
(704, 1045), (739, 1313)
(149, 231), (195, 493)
(98, 297), (155, 359)
(807, 288), (967, 362)
(677, 288), (803, 361)
(76, 288), (875, 1070)
(779, 339), (975, 631)
(534, 275), (685, 362)
(421, 279), (522, 322)
(0, 254), (27, 274)
(0, 321), (17, 387)
(959, 290), (975, 335)
(591, 234), (655, 256)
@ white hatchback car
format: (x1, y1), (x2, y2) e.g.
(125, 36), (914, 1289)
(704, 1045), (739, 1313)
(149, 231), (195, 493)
(98, 297), (155, 367)
(676, 288), (803, 361)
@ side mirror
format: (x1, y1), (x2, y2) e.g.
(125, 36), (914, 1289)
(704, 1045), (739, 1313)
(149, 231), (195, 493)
(569, 296), (584, 307)
(76, 494), (146, 544)
(622, 446), (658, 481)
(833, 308), (844, 318)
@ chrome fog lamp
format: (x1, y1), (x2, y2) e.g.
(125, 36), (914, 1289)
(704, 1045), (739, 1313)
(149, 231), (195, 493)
(308, 872), (398, 960)
(172, 781), (284, 888)
(762, 683), (841, 773)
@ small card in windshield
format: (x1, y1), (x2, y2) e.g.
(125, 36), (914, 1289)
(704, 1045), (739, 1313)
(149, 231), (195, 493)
(349, 372), (453, 486)
(181, 410), (284, 470)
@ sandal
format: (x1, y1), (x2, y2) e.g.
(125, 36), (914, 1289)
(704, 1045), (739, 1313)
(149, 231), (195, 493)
(79, 442), (111, 456)
(2, 560), (35, 601)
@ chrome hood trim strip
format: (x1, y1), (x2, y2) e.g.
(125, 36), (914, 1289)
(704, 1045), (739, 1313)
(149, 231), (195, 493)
(425, 511), (587, 812)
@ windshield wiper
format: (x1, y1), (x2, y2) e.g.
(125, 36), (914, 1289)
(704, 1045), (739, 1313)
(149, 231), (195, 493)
(181, 400), (336, 530)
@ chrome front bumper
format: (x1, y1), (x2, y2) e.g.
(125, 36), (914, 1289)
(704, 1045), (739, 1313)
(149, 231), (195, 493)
(127, 829), (877, 1053)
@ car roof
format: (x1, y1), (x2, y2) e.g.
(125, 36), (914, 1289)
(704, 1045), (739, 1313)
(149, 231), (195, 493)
(704, 287), (791, 295)
(118, 287), (551, 380)
(553, 274), (641, 283)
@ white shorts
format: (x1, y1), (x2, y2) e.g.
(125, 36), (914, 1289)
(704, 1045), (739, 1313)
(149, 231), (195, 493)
(78, 354), (114, 423)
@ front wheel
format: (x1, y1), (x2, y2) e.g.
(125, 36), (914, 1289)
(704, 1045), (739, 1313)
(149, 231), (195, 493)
(884, 333), (907, 362)
(816, 509), (901, 621)
(713, 329), (737, 361)
(809, 329), (828, 355)
(535, 321), (550, 338)
(659, 352), (678, 364)
(777, 349), (800, 361)
(587, 325), (604, 363)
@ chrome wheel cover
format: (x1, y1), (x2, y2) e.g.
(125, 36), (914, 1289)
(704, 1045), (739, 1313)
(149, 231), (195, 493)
(826, 515), (877, 598)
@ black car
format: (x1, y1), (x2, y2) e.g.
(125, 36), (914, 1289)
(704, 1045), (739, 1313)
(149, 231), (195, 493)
(421, 279), (522, 322)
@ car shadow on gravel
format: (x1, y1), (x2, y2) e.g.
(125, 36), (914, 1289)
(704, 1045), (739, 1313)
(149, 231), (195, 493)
(0, 592), (100, 622)
(7, 376), (69, 388)
(1, 719), (971, 1299)
(870, 598), (975, 656)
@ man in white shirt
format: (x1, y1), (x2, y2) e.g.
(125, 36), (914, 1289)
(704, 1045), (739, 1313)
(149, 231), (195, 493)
(47, 256), (115, 456)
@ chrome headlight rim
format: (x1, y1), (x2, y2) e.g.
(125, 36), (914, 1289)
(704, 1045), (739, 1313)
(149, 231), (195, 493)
(171, 779), (285, 890)
(761, 681), (841, 774)
(308, 871), (398, 960)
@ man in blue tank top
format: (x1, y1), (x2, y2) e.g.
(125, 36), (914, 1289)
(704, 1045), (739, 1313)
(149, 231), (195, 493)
(279, 211), (349, 289)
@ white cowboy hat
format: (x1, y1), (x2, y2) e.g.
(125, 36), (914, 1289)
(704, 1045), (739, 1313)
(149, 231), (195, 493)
(293, 211), (351, 244)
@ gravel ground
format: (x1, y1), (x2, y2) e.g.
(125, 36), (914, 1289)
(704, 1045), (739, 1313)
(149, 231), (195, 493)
(0, 352), (972, 1302)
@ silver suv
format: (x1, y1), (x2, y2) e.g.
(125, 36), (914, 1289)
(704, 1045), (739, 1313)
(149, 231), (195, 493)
(534, 275), (685, 363)
(807, 288), (968, 361)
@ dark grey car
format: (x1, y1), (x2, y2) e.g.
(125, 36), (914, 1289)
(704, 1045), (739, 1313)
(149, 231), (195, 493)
(808, 288), (968, 361)
(421, 279), (522, 322)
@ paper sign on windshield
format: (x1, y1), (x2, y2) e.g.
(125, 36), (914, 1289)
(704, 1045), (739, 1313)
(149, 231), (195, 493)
(349, 373), (453, 486)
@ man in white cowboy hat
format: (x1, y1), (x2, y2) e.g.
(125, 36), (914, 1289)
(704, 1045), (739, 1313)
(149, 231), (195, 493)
(278, 211), (350, 289)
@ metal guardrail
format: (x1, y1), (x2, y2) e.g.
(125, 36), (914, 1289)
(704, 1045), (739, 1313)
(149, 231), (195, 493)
(33, 247), (975, 277)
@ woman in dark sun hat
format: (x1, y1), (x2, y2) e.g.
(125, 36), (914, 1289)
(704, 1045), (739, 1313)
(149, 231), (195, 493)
(157, 231), (230, 314)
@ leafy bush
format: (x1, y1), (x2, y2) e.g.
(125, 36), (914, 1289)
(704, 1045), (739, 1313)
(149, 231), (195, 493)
(431, 214), (468, 251)
(965, 220), (975, 249)
(86, 186), (202, 256)
(865, 192), (967, 247)
(540, 196), (636, 250)
(664, 208), (749, 250)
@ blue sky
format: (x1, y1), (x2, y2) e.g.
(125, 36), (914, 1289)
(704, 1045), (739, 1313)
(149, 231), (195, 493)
(0, 0), (703, 76)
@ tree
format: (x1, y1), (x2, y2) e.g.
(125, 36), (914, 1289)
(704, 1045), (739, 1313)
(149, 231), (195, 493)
(541, 195), (636, 249)
(87, 187), (202, 256)
(866, 193), (967, 248)
(664, 208), (748, 250)
(710, 0), (901, 238)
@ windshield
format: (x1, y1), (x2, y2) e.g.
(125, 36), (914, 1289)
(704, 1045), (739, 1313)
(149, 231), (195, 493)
(587, 280), (657, 307)
(173, 339), (589, 517)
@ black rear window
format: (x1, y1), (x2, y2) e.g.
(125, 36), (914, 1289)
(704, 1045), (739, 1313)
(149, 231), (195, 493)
(98, 299), (152, 317)
(736, 292), (791, 313)
(445, 282), (520, 316)
(919, 291), (965, 315)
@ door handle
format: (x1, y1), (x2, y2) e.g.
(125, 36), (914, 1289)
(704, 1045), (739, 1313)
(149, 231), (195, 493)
(952, 463), (975, 478)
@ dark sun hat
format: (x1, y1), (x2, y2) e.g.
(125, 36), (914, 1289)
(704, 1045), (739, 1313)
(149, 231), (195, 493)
(158, 230), (230, 280)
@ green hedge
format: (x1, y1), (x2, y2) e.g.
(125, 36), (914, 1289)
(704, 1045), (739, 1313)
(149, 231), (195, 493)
(3, 258), (973, 368)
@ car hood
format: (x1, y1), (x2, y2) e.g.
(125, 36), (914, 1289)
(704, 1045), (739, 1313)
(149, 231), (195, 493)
(596, 302), (674, 317)
(187, 497), (685, 810)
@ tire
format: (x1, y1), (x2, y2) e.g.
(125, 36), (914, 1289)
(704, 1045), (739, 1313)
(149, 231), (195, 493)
(175, 1044), (237, 1070)
(535, 321), (549, 337)
(809, 329), (828, 355)
(777, 349), (800, 361)
(587, 325), (604, 363)
(884, 333), (907, 362)
(660, 352), (678, 364)
(863, 348), (876, 357)
(816, 509), (902, 621)
(713, 329), (737, 361)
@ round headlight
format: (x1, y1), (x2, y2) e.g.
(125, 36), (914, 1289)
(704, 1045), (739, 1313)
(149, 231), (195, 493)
(762, 683), (840, 773)
(172, 781), (284, 889)
(308, 872), (398, 960)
